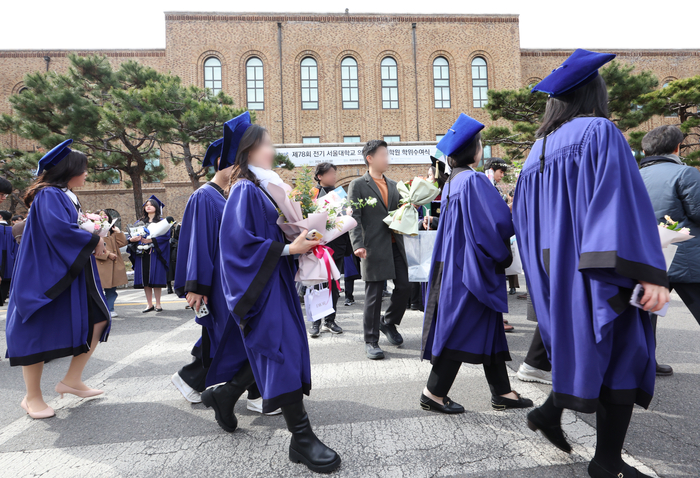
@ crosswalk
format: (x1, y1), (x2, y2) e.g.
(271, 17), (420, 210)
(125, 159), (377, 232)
(0, 285), (661, 477)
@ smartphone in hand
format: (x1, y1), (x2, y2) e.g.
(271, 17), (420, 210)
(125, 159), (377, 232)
(195, 302), (210, 318)
(629, 283), (670, 317)
(305, 229), (323, 242)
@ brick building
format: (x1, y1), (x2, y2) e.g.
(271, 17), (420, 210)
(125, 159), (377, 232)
(1, 12), (698, 222)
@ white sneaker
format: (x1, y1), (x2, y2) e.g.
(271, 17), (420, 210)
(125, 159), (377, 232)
(110, 311), (118, 318)
(171, 372), (202, 403)
(516, 363), (552, 385)
(247, 397), (282, 415)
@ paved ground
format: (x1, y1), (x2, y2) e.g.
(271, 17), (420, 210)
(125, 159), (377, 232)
(0, 278), (698, 478)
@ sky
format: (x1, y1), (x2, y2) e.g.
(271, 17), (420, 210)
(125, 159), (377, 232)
(2, 0), (699, 50)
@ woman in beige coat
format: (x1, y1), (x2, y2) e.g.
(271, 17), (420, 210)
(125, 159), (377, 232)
(95, 217), (128, 318)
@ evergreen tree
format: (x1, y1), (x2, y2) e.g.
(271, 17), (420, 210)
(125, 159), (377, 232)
(637, 76), (700, 166)
(1, 54), (172, 218)
(482, 61), (658, 162)
(0, 148), (39, 212)
(274, 152), (295, 170)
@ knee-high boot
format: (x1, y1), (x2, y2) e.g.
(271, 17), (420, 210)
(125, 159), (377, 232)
(281, 400), (341, 473)
(201, 362), (255, 433)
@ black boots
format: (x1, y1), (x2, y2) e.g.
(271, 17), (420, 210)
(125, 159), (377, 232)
(201, 363), (255, 433)
(281, 400), (341, 473)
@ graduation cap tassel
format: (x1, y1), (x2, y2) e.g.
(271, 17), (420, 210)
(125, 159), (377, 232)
(539, 135), (547, 173)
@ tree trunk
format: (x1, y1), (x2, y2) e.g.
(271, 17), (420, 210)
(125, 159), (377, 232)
(181, 144), (200, 191)
(130, 169), (144, 220)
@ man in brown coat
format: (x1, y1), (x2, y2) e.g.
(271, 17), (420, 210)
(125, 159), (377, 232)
(95, 224), (128, 317)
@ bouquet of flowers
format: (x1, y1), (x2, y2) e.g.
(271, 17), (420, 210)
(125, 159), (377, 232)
(78, 211), (115, 237)
(658, 215), (693, 271)
(383, 177), (440, 236)
(128, 218), (174, 253)
(266, 167), (376, 286)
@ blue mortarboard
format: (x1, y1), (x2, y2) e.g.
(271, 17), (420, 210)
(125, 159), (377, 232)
(436, 114), (485, 157)
(144, 195), (164, 214)
(202, 138), (223, 169)
(531, 49), (616, 97)
(220, 111), (253, 170)
(36, 139), (73, 175)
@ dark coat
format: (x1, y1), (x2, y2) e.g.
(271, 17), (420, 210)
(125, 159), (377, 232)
(640, 155), (700, 283)
(348, 172), (406, 282)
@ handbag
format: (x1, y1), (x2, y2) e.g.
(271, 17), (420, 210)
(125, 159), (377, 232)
(504, 236), (523, 276)
(304, 286), (335, 322)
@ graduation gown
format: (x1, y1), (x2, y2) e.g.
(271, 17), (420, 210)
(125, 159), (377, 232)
(513, 117), (668, 413)
(422, 169), (513, 365)
(131, 223), (170, 289)
(5, 187), (111, 366)
(174, 182), (248, 386)
(0, 223), (17, 280)
(220, 180), (311, 413)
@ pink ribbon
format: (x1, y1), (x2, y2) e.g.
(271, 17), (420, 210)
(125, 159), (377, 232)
(312, 245), (340, 293)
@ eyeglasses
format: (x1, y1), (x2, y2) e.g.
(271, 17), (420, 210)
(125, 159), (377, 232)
(0, 194), (7, 200)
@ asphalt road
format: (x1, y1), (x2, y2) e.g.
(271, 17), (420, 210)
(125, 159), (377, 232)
(0, 279), (697, 478)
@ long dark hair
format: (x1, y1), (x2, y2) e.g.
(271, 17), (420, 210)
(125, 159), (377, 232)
(536, 74), (609, 138)
(227, 124), (268, 192)
(447, 132), (482, 169)
(141, 199), (162, 223)
(25, 151), (88, 207)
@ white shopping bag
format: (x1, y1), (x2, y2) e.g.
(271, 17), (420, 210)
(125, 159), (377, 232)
(504, 236), (523, 276)
(404, 231), (438, 282)
(304, 287), (335, 322)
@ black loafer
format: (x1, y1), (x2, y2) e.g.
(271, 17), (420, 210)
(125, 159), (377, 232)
(379, 316), (404, 346)
(365, 342), (385, 360)
(526, 408), (572, 453)
(656, 363), (673, 376)
(142, 306), (155, 313)
(420, 393), (465, 414)
(491, 391), (534, 410)
(588, 458), (652, 478)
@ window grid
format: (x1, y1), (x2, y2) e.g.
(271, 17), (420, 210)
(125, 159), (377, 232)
(663, 82), (678, 117)
(301, 58), (319, 110)
(384, 135), (400, 142)
(203, 57), (222, 95)
(302, 137), (320, 144)
(433, 57), (451, 109)
(145, 153), (161, 184)
(343, 136), (361, 143)
(246, 57), (264, 110)
(472, 57), (488, 108)
(341, 57), (359, 109)
(381, 57), (399, 109)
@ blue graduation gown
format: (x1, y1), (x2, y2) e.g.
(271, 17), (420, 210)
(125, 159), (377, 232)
(5, 187), (111, 366)
(174, 182), (248, 386)
(513, 117), (668, 413)
(0, 223), (17, 280)
(422, 169), (513, 365)
(131, 225), (170, 289)
(220, 180), (311, 413)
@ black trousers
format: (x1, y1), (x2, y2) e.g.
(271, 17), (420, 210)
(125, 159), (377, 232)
(524, 325), (552, 372)
(669, 282), (700, 326)
(426, 355), (512, 397)
(409, 282), (423, 309)
(363, 243), (410, 343)
(0, 278), (10, 306)
(344, 278), (355, 300)
(178, 343), (209, 393)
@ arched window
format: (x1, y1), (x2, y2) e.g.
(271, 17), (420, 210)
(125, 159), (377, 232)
(246, 57), (264, 110)
(381, 57), (399, 109)
(472, 57), (488, 108)
(663, 82), (677, 117)
(17, 87), (28, 94)
(433, 57), (450, 109)
(301, 57), (319, 110)
(203, 57), (222, 95)
(341, 57), (359, 109)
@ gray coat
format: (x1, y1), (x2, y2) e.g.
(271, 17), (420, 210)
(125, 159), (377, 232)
(640, 155), (700, 283)
(348, 172), (406, 282)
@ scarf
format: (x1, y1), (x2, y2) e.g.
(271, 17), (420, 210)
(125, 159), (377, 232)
(248, 165), (285, 193)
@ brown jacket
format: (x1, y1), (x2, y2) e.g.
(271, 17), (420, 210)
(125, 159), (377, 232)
(95, 231), (128, 289)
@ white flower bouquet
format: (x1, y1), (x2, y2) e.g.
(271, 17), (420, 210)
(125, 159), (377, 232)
(658, 216), (693, 271)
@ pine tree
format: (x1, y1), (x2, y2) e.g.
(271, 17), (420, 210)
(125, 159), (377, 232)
(1, 54), (172, 218)
(482, 61), (659, 162)
(636, 76), (700, 166)
(0, 148), (40, 212)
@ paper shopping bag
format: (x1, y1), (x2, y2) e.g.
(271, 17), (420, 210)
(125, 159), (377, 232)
(304, 287), (335, 322)
(404, 231), (437, 282)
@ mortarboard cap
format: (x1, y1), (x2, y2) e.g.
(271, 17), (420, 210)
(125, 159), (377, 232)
(202, 138), (223, 169)
(436, 114), (485, 158)
(144, 195), (164, 215)
(430, 155), (447, 178)
(531, 49), (616, 97)
(36, 139), (73, 175)
(220, 111), (253, 170)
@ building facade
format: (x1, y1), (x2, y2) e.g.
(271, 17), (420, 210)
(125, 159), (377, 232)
(1, 12), (698, 222)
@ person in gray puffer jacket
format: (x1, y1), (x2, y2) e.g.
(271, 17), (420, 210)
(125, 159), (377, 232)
(640, 125), (700, 376)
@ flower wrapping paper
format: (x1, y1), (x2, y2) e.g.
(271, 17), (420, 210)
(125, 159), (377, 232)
(383, 178), (440, 236)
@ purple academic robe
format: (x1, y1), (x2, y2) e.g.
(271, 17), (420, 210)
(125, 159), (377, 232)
(5, 187), (110, 366)
(174, 182), (248, 386)
(131, 225), (170, 289)
(422, 169), (513, 365)
(513, 117), (668, 413)
(220, 180), (311, 413)
(0, 223), (17, 279)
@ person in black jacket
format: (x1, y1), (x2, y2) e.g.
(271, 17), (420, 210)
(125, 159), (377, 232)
(167, 218), (180, 294)
(308, 162), (346, 337)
